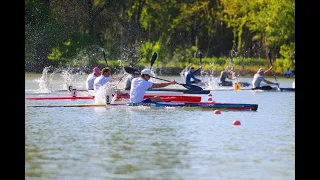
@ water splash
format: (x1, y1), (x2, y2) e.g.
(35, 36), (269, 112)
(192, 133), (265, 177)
(60, 68), (73, 90)
(93, 83), (118, 105)
(179, 63), (221, 90)
(201, 75), (220, 90)
(68, 45), (104, 68)
(34, 66), (53, 93)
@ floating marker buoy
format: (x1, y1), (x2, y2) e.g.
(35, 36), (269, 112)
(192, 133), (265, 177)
(208, 98), (213, 101)
(233, 120), (241, 125)
(208, 93), (212, 96)
(234, 83), (241, 90)
(213, 110), (221, 114)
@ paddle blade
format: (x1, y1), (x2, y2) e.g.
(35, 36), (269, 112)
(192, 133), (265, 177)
(124, 66), (140, 75)
(181, 83), (203, 92)
(150, 52), (157, 68)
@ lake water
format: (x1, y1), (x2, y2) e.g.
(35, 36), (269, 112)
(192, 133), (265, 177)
(25, 71), (295, 180)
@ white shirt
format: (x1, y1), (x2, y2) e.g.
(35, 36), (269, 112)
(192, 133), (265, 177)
(93, 75), (110, 90)
(252, 73), (265, 88)
(86, 73), (98, 90)
(129, 78), (153, 103)
(124, 74), (138, 90)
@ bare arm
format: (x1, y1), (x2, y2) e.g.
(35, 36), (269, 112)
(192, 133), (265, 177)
(264, 79), (278, 86)
(264, 66), (273, 74)
(193, 66), (202, 74)
(152, 81), (176, 88)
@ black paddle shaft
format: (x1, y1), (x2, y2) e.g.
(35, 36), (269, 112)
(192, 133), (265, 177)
(103, 50), (108, 67)
(150, 52), (157, 69)
(151, 76), (203, 92)
(268, 50), (278, 84)
(268, 50), (272, 66)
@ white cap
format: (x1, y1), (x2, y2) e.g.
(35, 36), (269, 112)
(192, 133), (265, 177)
(141, 69), (153, 76)
(258, 68), (264, 73)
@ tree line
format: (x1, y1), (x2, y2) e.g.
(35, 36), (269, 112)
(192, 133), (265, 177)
(25, 0), (295, 74)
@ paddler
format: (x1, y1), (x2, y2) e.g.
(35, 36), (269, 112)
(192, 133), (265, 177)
(129, 69), (176, 103)
(184, 66), (202, 85)
(86, 67), (101, 90)
(93, 67), (112, 91)
(124, 73), (139, 90)
(219, 68), (233, 86)
(252, 66), (279, 90)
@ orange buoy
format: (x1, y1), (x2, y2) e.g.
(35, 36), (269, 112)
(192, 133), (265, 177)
(233, 120), (241, 125)
(234, 83), (241, 90)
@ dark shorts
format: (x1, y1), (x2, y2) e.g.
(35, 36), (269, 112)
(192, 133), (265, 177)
(252, 86), (273, 90)
(220, 81), (233, 86)
(142, 98), (152, 103)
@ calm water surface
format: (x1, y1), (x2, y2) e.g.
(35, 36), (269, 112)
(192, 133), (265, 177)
(25, 73), (295, 180)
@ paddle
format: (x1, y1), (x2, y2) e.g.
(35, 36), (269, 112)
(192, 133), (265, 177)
(150, 52), (157, 69)
(114, 52), (157, 88)
(151, 76), (204, 92)
(121, 52), (157, 78)
(199, 52), (203, 76)
(268, 50), (279, 88)
(124, 66), (203, 92)
(102, 50), (108, 67)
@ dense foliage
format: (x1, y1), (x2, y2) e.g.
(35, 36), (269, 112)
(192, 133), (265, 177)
(25, 0), (295, 74)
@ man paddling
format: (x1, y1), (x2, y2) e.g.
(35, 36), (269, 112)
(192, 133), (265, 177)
(129, 69), (176, 103)
(252, 66), (279, 90)
(93, 67), (112, 91)
(86, 67), (101, 90)
(219, 69), (233, 86)
(185, 66), (202, 85)
(124, 73), (139, 90)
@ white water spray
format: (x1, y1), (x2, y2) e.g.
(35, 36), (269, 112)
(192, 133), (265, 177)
(34, 66), (53, 93)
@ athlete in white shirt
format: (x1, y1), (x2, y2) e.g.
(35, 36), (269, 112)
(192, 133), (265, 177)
(252, 66), (279, 90)
(86, 67), (101, 90)
(129, 69), (176, 103)
(93, 67), (112, 91)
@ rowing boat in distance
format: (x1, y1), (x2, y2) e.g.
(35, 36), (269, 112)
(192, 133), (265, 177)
(249, 87), (295, 92)
(205, 87), (295, 92)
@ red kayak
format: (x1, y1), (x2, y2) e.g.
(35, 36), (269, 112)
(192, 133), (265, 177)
(25, 96), (94, 100)
(26, 94), (202, 102)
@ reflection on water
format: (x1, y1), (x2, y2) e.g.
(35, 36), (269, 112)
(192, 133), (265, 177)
(25, 74), (295, 180)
